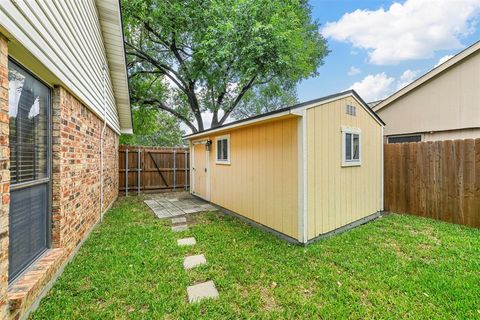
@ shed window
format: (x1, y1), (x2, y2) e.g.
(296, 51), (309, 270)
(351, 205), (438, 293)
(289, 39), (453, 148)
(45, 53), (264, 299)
(216, 135), (230, 164)
(342, 129), (361, 166)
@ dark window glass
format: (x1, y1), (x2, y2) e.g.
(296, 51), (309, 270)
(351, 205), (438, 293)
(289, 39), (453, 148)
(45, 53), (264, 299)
(345, 133), (352, 160)
(222, 140), (228, 160)
(216, 138), (229, 161)
(352, 134), (360, 160)
(388, 135), (422, 144)
(217, 140), (222, 160)
(8, 62), (49, 184)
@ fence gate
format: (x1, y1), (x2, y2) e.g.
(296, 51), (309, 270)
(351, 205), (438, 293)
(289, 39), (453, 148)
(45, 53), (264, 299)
(119, 146), (190, 194)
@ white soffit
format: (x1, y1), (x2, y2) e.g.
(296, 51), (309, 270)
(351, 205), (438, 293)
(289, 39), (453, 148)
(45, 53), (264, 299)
(95, 0), (132, 133)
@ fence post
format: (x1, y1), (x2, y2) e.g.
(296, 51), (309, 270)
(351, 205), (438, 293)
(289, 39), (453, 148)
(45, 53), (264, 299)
(125, 149), (128, 197)
(184, 150), (188, 190)
(137, 149), (141, 195)
(173, 149), (176, 191)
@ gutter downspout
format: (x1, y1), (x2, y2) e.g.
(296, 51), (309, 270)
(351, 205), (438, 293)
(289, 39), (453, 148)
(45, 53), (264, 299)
(100, 64), (107, 222)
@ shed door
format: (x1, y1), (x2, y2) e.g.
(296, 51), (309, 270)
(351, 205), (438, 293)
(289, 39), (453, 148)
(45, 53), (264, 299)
(193, 142), (208, 199)
(8, 60), (51, 281)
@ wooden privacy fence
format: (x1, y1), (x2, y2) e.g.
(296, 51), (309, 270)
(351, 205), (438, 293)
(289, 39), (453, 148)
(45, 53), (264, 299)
(384, 139), (480, 228)
(119, 146), (190, 195)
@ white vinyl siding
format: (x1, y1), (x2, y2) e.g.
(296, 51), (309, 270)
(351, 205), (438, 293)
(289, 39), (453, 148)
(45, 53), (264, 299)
(0, 0), (123, 133)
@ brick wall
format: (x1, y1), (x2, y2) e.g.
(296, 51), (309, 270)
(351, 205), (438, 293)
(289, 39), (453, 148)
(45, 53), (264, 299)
(51, 86), (118, 252)
(0, 34), (10, 320)
(0, 36), (120, 319)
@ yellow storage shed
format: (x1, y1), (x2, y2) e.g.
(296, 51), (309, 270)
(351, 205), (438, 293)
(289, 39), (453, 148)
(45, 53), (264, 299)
(185, 90), (385, 244)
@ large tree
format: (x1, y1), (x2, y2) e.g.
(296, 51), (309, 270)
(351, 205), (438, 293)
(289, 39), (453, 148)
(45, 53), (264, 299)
(119, 107), (185, 147)
(123, 0), (328, 133)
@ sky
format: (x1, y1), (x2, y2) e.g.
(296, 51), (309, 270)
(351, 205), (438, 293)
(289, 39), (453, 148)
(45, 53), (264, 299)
(298, 0), (480, 103)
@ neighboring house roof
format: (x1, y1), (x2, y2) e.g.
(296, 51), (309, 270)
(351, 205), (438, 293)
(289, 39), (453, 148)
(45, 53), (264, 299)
(374, 40), (480, 112)
(367, 100), (383, 108)
(96, 0), (132, 134)
(184, 90), (384, 139)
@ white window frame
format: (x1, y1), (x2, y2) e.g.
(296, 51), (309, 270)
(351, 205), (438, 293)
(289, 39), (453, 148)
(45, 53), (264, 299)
(215, 134), (231, 164)
(342, 127), (361, 167)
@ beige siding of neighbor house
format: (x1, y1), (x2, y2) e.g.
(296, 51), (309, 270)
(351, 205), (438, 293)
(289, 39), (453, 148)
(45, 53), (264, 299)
(422, 128), (480, 141)
(193, 116), (299, 239)
(0, 0), (129, 133)
(306, 96), (383, 240)
(376, 50), (480, 138)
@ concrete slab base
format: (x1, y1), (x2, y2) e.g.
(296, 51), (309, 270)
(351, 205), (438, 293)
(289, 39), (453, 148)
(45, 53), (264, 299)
(177, 237), (196, 246)
(144, 192), (218, 219)
(183, 254), (206, 269)
(187, 281), (219, 303)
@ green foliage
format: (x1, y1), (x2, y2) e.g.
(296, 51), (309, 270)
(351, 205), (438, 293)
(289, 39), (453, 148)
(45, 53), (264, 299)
(31, 197), (480, 319)
(122, 0), (328, 132)
(120, 106), (185, 147)
(232, 80), (299, 119)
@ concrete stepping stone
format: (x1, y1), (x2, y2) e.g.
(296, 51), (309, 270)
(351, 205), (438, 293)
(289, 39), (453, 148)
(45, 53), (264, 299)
(187, 281), (219, 303)
(172, 224), (188, 232)
(177, 237), (196, 246)
(172, 217), (187, 224)
(183, 254), (206, 269)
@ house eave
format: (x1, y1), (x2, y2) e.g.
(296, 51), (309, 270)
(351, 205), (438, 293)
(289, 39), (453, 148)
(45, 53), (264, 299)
(95, 0), (133, 133)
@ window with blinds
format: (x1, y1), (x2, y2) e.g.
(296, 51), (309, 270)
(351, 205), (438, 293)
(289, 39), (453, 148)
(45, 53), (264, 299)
(8, 61), (49, 184)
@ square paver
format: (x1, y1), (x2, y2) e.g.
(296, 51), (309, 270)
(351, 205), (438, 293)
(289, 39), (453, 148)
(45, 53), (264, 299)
(172, 217), (187, 224)
(177, 237), (196, 246)
(172, 224), (188, 232)
(183, 254), (207, 269)
(187, 281), (219, 303)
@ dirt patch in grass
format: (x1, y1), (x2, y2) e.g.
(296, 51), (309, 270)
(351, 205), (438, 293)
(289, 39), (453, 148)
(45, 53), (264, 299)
(260, 286), (280, 311)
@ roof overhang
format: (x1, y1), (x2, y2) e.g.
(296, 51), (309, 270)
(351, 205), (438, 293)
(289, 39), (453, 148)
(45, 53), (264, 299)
(185, 111), (298, 140)
(374, 40), (480, 112)
(95, 0), (133, 133)
(184, 90), (384, 140)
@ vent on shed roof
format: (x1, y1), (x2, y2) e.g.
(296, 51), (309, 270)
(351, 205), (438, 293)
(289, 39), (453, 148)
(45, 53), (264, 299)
(346, 104), (356, 116)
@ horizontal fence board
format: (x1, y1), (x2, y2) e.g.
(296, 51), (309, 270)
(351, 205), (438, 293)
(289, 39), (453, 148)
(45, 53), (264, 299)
(119, 146), (189, 194)
(384, 139), (480, 228)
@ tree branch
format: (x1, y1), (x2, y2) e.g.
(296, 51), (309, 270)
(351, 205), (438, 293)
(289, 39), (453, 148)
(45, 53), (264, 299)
(217, 75), (257, 125)
(128, 70), (162, 79)
(125, 42), (187, 88)
(136, 98), (198, 133)
(125, 41), (203, 130)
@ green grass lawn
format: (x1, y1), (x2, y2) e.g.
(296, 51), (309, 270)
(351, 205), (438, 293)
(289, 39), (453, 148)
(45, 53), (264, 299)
(31, 197), (480, 319)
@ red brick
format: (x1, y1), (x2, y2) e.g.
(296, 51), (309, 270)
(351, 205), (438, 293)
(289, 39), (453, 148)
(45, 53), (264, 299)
(0, 40), (119, 318)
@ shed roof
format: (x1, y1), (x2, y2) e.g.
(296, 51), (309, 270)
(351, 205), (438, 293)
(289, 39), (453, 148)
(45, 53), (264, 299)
(184, 89), (384, 139)
(373, 39), (480, 112)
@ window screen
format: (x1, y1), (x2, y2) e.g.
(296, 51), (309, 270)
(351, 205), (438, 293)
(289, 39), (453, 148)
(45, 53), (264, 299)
(216, 137), (229, 162)
(344, 131), (360, 164)
(9, 62), (49, 184)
